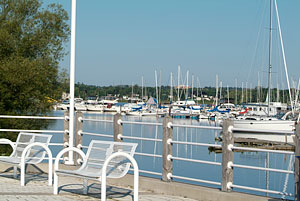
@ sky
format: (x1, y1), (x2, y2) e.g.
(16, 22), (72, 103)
(45, 0), (300, 88)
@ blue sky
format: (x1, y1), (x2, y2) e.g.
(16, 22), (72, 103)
(46, 0), (300, 88)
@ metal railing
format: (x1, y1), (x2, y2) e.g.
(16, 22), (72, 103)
(0, 113), (68, 156)
(74, 112), (298, 199)
(1, 112), (296, 198)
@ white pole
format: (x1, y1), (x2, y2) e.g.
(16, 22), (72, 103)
(67, 0), (77, 165)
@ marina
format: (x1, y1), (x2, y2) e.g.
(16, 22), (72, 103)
(1, 0), (300, 200)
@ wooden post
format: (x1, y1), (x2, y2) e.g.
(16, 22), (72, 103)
(63, 111), (70, 162)
(113, 113), (122, 142)
(162, 115), (173, 182)
(295, 123), (300, 201)
(221, 119), (234, 192)
(74, 112), (83, 166)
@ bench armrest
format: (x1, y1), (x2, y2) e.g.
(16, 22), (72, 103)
(0, 139), (16, 150)
(20, 142), (53, 186)
(54, 147), (86, 171)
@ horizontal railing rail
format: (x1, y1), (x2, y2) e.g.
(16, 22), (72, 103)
(0, 129), (65, 133)
(171, 174), (222, 186)
(81, 118), (113, 123)
(171, 156), (221, 166)
(230, 163), (294, 174)
(121, 120), (162, 126)
(171, 123), (222, 130)
(0, 115), (65, 120)
(120, 135), (163, 142)
(81, 131), (114, 138)
(171, 140), (222, 148)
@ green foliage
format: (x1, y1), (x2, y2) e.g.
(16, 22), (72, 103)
(0, 0), (70, 154)
(0, 0), (70, 114)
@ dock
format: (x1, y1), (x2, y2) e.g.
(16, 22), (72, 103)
(210, 137), (295, 153)
(0, 163), (282, 201)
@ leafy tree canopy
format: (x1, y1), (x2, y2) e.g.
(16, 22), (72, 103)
(0, 0), (70, 115)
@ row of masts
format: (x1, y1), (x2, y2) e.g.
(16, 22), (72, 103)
(134, 64), (300, 107)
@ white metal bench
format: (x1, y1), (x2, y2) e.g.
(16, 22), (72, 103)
(0, 132), (53, 186)
(54, 140), (139, 201)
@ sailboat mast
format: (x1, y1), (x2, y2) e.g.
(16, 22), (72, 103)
(155, 70), (158, 106)
(142, 76), (144, 102)
(197, 77), (199, 105)
(186, 70), (189, 100)
(246, 82), (248, 103)
(227, 85), (229, 104)
(177, 65), (180, 101)
(267, 0), (273, 116)
(215, 75), (218, 106)
(192, 74), (194, 100)
(170, 72), (173, 103)
(235, 79), (237, 105)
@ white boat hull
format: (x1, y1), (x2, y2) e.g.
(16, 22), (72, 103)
(232, 119), (295, 144)
(233, 119), (295, 132)
(86, 104), (104, 112)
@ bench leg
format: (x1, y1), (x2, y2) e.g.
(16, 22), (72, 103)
(20, 163), (25, 186)
(54, 173), (58, 195)
(13, 166), (17, 178)
(83, 178), (88, 194)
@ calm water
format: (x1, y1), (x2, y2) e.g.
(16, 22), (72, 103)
(47, 110), (294, 200)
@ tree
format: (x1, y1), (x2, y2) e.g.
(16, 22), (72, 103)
(0, 0), (70, 154)
(0, 0), (70, 115)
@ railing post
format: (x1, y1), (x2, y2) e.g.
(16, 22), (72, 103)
(63, 111), (70, 163)
(114, 113), (122, 142)
(295, 123), (300, 201)
(221, 119), (234, 192)
(74, 112), (83, 166)
(162, 115), (173, 182)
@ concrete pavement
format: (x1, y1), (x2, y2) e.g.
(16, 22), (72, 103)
(0, 163), (283, 201)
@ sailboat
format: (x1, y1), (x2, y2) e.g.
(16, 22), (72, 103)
(232, 0), (297, 142)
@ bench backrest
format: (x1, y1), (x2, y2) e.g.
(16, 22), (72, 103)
(83, 140), (137, 179)
(12, 132), (52, 164)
